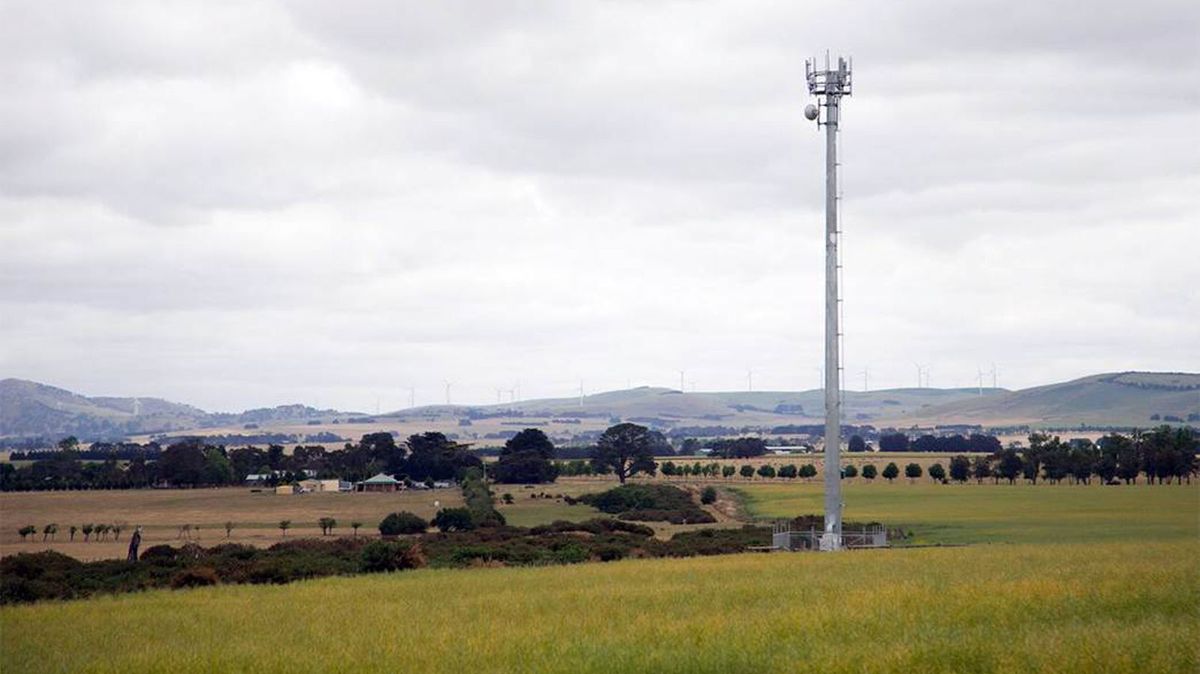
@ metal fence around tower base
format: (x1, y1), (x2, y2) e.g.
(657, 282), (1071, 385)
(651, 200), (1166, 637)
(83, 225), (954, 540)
(770, 521), (887, 551)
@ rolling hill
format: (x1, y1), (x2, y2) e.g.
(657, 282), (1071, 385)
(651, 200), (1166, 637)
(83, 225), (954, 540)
(2, 371), (1195, 442)
(884, 372), (1200, 427)
(0, 379), (353, 440)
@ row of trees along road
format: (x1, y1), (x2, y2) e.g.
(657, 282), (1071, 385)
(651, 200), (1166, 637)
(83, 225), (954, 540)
(1, 424), (1195, 491)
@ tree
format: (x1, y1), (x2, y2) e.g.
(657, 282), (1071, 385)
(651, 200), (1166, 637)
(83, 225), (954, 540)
(861, 464), (877, 481)
(996, 449), (1023, 485)
(948, 455), (970, 483)
(81, 523), (94, 542)
(713, 437), (768, 459)
(492, 428), (558, 484)
(882, 463), (899, 482)
(848, 435), (867, 452)
(201, 447), (234, 485)
(757, 464), (776, 479)
(721, 465), (736, 479)
(42, 523), (58, 541)
(318, 517), (337, 536)
(157, 440), (208, 486)
(278, 520), (291, 537)
(842, 464), (858, 479)
(379, 512), (427, 535)
(18, 525), (35, 541)
(351, 521), (363, 538)
(798, 464), (818, 480)
(69, 525), (78, 541)
(879, 433), (909, 452)
(928, 463), (946, 482)
(405, 432), (482, 481)
(224, 521), (235, 538)
(739, 464), (755, 479)
(591, 424), (658, 484)
(778, 464), (798, 479)
(432, 508), (475, 532)
(700, 486), (717, 504)
(971, 456), (993, 484)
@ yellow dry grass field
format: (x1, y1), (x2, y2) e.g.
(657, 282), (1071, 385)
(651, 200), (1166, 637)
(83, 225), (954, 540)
(2, 540), (1196, 673)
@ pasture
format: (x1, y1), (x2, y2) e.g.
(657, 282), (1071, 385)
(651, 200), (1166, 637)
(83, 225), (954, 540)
(2, 540), (1196, 673)
(736, 481), (1200, 544)
(0, 488), (466, 560)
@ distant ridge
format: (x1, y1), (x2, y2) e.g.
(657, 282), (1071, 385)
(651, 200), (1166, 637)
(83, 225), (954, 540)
(0, 378), (355, 439)
(2, 371), (1196, 440)
(887, 372), (1200, 427)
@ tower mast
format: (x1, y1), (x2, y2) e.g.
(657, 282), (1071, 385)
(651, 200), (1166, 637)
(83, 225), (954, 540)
(805, 54), (852, 551)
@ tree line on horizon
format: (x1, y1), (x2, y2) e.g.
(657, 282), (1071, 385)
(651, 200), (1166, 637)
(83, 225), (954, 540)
(1, 424), (1195, 492)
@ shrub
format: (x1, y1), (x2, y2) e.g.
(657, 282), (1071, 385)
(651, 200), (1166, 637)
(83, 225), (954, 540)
(169, 567), (219, 589)
(861, 464), (877, 480)
(842, 465), (858, 478)
(579, 484), (716, 524)
(140, 545), (181, 563)
(379, 512), (428, 536)
(360, 540), (427, 573)
(529, 519), (655, 537)
(432, 508), (476, 532)
(700, 486), (718, 505)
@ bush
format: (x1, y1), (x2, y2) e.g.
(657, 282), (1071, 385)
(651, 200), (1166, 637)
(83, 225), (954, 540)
(432, 508), (476, 532)
(379, 512), (428, 536)
(169, 567), (219, 589)
(529, 519), (655, 537)
(700, 486), (718, 505)
(360, 540), (427, 573)
(579, 484), (716, 524)
(140, 545), (181, 563)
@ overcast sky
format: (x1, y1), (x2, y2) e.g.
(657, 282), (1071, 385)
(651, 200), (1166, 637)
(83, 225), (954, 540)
(2, 1), (1198, 412)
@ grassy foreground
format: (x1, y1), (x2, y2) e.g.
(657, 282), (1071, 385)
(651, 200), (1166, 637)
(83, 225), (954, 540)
(2, 540), (1197, 673)
(737, 482), (1200, 544)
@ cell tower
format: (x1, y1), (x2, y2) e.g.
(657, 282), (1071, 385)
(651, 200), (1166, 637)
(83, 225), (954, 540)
(805, 53), (852, 551)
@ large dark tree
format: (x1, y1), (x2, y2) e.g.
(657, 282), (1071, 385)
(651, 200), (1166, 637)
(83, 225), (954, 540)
(492, 428), (558, 484)
(879, 433), (909, 452)
(404, 432), (481, 481)
(361, 432), (406, 475)
(591, 423), (658, 484)
(712, 437), (767, 459)
(157, 439), (208, 486)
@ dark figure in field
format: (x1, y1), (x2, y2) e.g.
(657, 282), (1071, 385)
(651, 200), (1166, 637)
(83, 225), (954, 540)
(127, 526), (142, 562)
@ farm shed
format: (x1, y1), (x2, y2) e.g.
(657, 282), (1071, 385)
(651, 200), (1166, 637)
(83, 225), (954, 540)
(299, 479), (340, 493)
(356, 473), (403, 492)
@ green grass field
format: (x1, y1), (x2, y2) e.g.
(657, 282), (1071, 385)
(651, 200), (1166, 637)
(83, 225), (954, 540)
(736, 482), (1200, 544)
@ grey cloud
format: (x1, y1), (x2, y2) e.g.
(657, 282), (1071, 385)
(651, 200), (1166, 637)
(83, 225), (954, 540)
(1, 0), (1197, 411)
